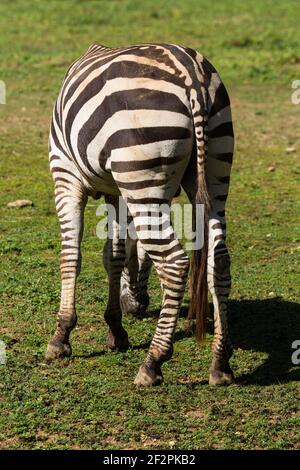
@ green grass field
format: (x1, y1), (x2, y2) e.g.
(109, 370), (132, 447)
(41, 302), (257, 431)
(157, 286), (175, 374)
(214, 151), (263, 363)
(0, 0), (299, 450)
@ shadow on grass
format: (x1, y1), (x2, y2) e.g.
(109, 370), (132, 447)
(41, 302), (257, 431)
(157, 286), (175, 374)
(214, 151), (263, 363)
(228, 297), (300, 386)
(73, 350), (107, 359)
(135, 298), (300, 386)
(75, 298), (300, 386)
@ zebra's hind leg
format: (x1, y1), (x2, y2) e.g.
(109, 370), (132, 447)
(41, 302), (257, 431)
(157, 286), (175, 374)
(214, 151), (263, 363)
(125, 203), (190, 386)
(206, 90), (234, 385)
(120, 237), (152, 317)
(103, 195), (129, 351)
(207, 208), (234, 385)
(45, 182), (87, 361)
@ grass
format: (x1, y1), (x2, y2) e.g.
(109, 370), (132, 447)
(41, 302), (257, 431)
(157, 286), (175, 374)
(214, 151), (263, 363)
(0, 0), (299, 450)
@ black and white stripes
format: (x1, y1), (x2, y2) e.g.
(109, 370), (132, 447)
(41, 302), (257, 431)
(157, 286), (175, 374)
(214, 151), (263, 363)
(46, 43), (234, 386)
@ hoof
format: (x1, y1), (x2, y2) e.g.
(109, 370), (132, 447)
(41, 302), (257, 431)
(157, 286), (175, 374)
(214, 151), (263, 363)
(209, 368), (234, 386)
(106, 329), (130, 351)
(45, 340), (72, 361)
(120, 296), (149, 318)
(134, 364), (163, 386)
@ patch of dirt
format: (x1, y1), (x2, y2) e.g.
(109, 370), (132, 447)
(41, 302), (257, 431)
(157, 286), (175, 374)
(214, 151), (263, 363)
(140, 433), (160, 448)
(0, 437), (22, 449)
(186, 409), (206, 419)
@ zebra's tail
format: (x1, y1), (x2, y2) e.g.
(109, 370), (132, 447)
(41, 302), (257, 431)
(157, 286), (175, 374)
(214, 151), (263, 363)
(188, 93), (210, 343)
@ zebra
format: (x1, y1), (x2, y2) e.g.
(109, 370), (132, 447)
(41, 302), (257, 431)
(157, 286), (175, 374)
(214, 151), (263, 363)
(45, 43), (234, 386)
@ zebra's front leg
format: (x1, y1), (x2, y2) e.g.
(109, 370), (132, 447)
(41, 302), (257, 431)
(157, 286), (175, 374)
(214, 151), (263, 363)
(45, 184), (87, 361)
(127, 204), (190, 386)
(103, 195), (129, 351)
(207, 213), (234, 385)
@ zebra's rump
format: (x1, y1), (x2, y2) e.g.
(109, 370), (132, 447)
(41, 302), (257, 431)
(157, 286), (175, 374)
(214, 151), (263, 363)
(51, 43), (233, 200)
(55, 44), (213, 196)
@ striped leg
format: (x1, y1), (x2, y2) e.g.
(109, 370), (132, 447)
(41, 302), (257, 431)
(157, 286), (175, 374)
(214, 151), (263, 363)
(207, 114), (234, 385)
(103, 195), (129, 351)
(207, 205), (233, 385)
(124, 203), (190, 386)
(45, 181), (87, 360)
(120, 237), (152, 317)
